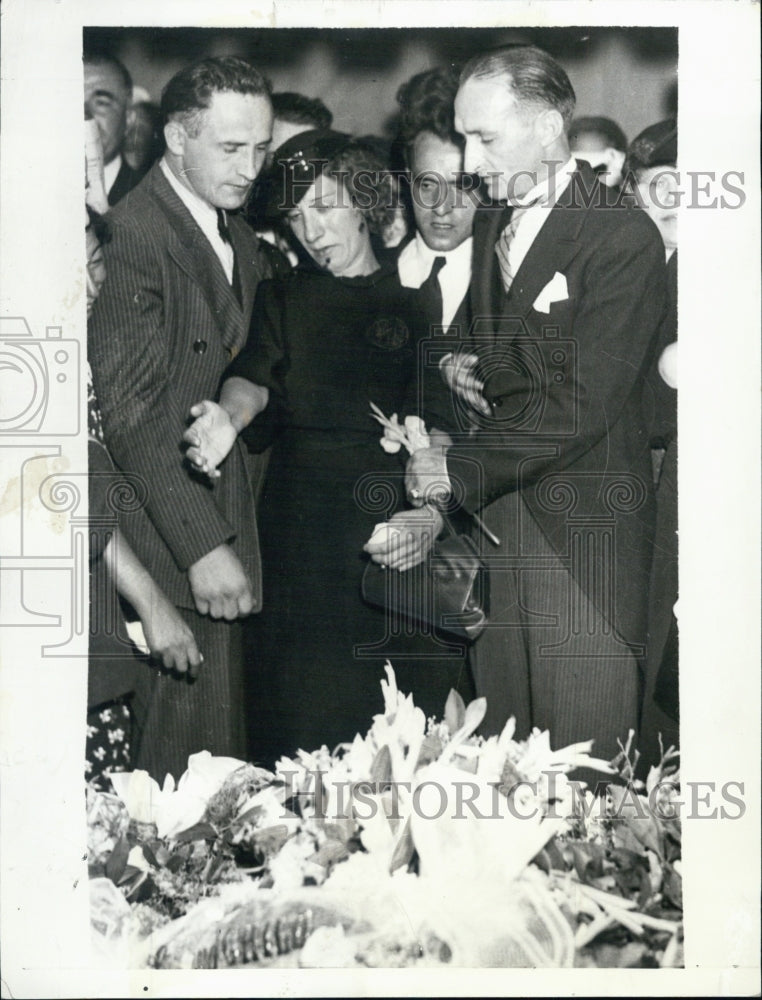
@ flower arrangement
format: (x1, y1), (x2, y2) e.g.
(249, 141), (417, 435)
(87, 664), (682, 969)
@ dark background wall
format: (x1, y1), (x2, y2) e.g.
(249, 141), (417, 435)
(83, 26), (677, 145)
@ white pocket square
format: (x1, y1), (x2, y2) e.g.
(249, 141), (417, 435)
(533, 271), (568, 313)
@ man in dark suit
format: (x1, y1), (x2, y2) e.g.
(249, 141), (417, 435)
(89, 57), (275, 779)
(84, 52), (146, 206)
(393, 68), (479, 434)
(380, 46), (667, 763)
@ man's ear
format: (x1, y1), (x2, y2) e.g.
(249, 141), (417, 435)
(608, 147), (626, 177)
(535, 108), (565, 149)
(164, 119), (186, 157)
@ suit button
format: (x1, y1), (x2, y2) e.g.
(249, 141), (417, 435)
(193, 339), (207, 354)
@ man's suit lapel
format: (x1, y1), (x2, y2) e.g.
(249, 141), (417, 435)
(506, 175), (587, 321)
(147, 165), (244, 352)
(228, 219), (267, 334)
(472, 165), (595, 332)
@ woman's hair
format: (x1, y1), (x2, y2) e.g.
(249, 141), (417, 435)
(320, 138), (397, 235)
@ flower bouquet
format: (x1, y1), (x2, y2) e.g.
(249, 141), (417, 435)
(87, 664), (682, 969)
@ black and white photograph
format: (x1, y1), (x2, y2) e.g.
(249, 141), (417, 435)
(0, 1), (759, 996)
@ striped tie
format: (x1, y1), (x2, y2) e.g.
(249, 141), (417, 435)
(494, 201), (538, 294)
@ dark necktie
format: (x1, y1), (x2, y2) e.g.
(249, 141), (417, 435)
(418, 255), (447, 332)
(216, 208), (243, 307)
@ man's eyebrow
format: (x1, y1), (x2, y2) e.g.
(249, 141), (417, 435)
(90, 87), (118, 100)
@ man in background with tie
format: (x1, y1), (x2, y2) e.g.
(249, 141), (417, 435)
(84, 51), (148, 206)
(393, 67), (481, 434)
(394, 46), (667, 763)
(89, 57), (275, 779)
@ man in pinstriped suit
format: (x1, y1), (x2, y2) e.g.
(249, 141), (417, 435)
(89, 57), (275, 779)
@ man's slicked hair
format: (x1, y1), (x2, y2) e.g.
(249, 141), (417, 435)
(569, 116), (628, 153)
(460, 45), (576, 128)
(161, 56), (271, 136)
(83, 50), (133, 96)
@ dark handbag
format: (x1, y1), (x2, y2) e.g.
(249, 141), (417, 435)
(361, 513), (489, 642)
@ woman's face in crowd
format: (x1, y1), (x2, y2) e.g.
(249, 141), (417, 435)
(635, 165), (678, 252)
(286, 172), (372, 277)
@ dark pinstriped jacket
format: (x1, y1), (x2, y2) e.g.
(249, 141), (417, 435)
(88, 162), (272, 610)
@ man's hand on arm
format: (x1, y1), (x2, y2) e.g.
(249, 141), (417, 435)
(188, 543), (255, 620)
(184, 401), (238, 479)
(183, 378), (270, 480)
(363, 506), (444, 572)
(440, 351), (491, 416)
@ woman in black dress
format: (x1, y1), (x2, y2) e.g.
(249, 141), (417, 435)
(184, 132), (473, 764)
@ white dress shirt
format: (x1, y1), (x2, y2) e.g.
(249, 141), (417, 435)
(103, 154), (122, 198)
(504, 156), (577, 279)
(159, 157), (235, 283)
(397, 232), (473, 331)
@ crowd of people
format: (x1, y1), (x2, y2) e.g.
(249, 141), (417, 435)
(84, 43), (678, 788)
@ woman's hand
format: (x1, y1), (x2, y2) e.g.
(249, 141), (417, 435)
(364, 505), (444, 572)
(140, 591), (204, 677)
(183, 400), (238, 479)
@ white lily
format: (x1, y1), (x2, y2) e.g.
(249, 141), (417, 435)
(110, 751), (246, 839)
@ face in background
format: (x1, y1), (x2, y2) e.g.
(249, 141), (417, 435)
(570, 132), (626, 187)
(286, 172), (374, 278)
(166, 90), (273, 211)
(84, 61), (132, 165)
(634, 165), (678, 253)
(454, 76), (551, 202)
(408, 131), (477, 252)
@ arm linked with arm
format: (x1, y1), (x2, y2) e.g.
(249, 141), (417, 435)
(446, 213), (668, 513)
(88, 218), (237, 571)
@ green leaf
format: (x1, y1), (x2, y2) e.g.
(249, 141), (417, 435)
(250, 824), (292, 856)
(498, 757), (524, 796)
(415, 733), (443, 768)
(662, 863), (683, 910)
(389, 819), (415, 873)
(104, 835), (130, 884)
(172, 821), (218, 844)
(370, 744), (392, 786)
(444, 688), (466, 734)
(117, 864), (144, 887)
(165, 851), (186, 873)
(608, 786), (663, 857)
(232, 804), (265, 827)
(141, 843), (160, 868)
(311, 840), (349, 868)
(571, 843), (606, 883)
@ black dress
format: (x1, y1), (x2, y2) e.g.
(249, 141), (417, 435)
(227, 263), (474, 765)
